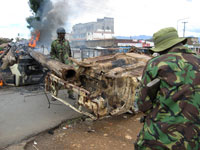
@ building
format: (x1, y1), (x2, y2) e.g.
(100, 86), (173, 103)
(71, 17), (114, 41)
(186, 37), (200, 54)
(70, 17), (155, 53)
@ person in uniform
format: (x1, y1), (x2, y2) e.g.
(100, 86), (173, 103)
(135, 27), (200, 150)
(50, 27), (75, 100)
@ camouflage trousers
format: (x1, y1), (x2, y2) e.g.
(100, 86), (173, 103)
(53, 83), (74, 98)
(134, 122), (200, 150)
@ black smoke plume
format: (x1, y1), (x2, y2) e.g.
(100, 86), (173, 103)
(27, 0), (112, 48)
(27, 0), (70, 48)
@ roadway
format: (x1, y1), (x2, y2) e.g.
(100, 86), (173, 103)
(0, 84), (81, 149)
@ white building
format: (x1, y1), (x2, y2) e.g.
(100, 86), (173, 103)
(71, 17), (114, 41)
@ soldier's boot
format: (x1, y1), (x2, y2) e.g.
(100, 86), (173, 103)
(68, 94), (76, 100)
(68, 90), (76, 100)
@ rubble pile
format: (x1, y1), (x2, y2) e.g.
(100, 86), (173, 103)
(0, 41), (45, 86)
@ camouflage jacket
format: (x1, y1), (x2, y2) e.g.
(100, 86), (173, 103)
(135, 46), (200, 150)
(50, 39), (72, 64)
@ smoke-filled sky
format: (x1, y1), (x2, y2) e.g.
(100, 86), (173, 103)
(0, 0), (200, 39)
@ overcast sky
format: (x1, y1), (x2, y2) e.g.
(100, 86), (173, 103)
(0, 0), (200, 39)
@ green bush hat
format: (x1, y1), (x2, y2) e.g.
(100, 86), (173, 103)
(151, 27), (187, 52)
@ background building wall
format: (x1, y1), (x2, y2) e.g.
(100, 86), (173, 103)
(71, 17), (114, 41)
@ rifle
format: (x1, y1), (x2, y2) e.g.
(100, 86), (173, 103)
(146, 78), (161, 101)
(140, 78), (160, 123)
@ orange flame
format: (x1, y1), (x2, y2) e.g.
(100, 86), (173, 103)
(29, 30), (40, 48)
(0, 80), (3, 87)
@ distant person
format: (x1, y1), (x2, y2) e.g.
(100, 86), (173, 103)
(134, 27), (200, 149)
(50, 27), (72, 64)
(50, 27), (75, 100)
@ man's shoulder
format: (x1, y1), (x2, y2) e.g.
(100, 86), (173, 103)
(146, 54), (172, 69)
(51, 39), (59, 45)
(64, 39), (70, 44)
(148, 50), (199, 68)
(149, 52), (180, 63)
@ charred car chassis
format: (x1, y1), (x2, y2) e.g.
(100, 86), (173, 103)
(43, 52), (151, 120)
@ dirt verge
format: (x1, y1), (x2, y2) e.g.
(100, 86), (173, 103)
(24, 112), (143, 150)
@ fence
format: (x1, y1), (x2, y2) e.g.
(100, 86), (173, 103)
(71, 47), (129, 60)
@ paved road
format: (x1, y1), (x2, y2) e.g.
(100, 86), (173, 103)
(0, 84), (81, 149)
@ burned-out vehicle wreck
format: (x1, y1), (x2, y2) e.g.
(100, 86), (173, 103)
(43, 51), (151, 120)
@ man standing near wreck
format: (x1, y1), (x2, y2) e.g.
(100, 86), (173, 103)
(134, 27), (200, 149)
(50, 27), (75, 100)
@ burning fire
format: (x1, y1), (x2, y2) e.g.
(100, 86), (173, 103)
(0, 80), (3, 87)
(29, 30), (40, 48)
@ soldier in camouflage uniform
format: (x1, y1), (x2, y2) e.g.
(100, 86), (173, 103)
(50, 27), (72, 64)
(50, 27), (75, 100)
(134, 27), (200, 150)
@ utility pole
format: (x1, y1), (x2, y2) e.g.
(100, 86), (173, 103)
(182, 21), (188, 37)
(177, 17), (189, 35)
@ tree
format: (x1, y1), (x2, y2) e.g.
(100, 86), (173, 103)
(26, 0), (44, 29)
